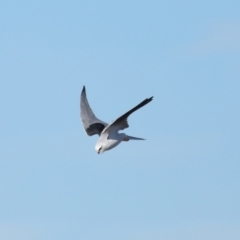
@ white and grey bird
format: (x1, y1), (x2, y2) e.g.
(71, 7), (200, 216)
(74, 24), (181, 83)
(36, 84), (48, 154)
(80, 86), (153, 154)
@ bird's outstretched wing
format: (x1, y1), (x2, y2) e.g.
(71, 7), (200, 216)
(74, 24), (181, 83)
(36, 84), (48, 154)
(80, 86), (108, 136)
(102, 96), (153, 134)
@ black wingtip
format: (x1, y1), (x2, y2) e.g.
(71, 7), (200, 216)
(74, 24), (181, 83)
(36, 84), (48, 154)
(81, 85), (86, 95)
(146, 96), (153, 104)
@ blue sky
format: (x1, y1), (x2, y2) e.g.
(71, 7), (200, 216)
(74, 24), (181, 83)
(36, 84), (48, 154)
(1, 1), (240, 239)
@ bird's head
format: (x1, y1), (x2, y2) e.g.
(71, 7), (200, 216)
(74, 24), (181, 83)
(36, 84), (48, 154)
(95, 143), (104, 154)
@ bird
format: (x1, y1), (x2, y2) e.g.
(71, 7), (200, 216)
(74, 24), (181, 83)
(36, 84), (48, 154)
(80, 86), (153, 154)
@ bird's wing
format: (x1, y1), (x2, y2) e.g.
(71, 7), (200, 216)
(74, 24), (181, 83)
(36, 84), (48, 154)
(102, 97), (153, 134)
(80, 86), (108, 136)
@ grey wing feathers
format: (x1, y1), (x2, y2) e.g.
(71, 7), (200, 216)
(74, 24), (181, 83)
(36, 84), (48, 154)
(102, 96), (153, 134)
(80, 86), (107, 136)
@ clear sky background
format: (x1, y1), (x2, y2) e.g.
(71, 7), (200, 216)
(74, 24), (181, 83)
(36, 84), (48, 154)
(1, 1), (240, 239)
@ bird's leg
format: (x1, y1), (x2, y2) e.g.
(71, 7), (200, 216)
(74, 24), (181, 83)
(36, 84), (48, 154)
(123, 137), (129, 141)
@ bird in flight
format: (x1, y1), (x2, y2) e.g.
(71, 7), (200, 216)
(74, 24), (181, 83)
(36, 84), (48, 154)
(80, 86), (153, 154)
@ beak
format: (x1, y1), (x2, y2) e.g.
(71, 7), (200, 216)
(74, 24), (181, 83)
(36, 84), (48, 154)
(98, 147), (102, 154)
